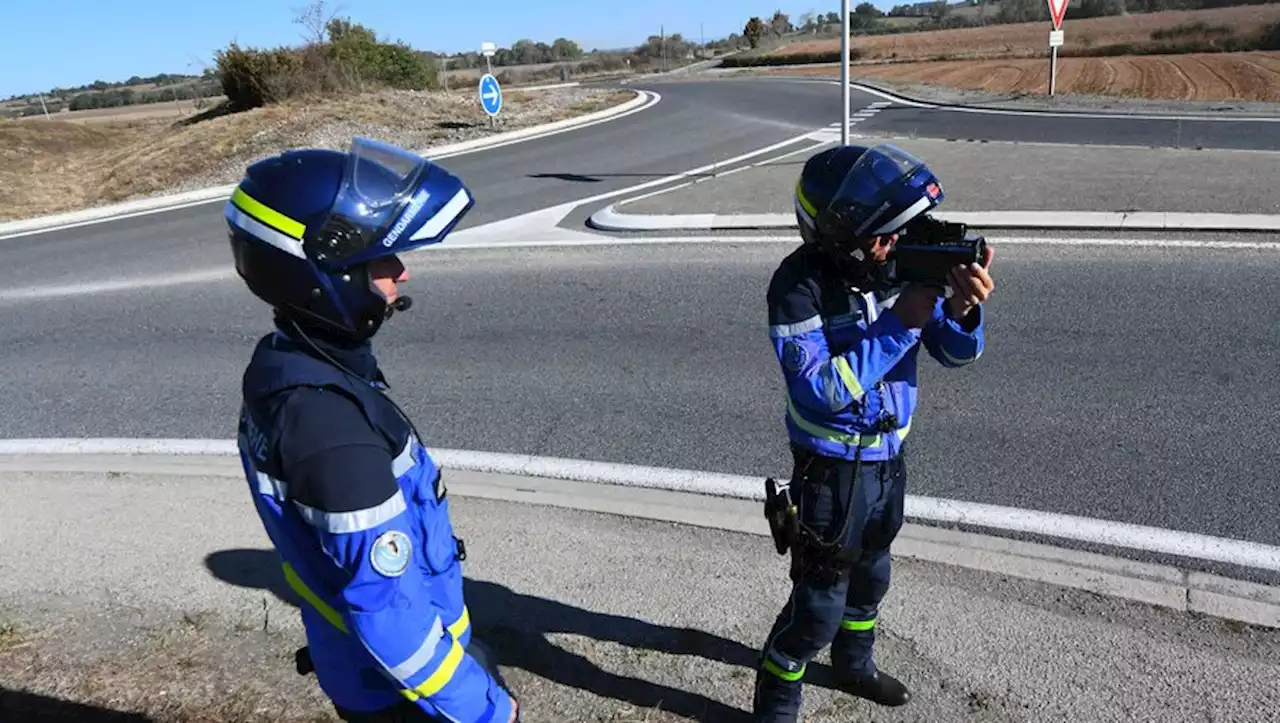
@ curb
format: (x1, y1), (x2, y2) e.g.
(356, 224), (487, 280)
(2, 448), (1278, 630)
(588, 203), (1280, 233)
(0, 89), (652, 239)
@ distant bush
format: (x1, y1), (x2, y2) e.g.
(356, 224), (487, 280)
(1063, 19), (1280, 57)
(1151, 20), (1235, 40)
(721, 49), (863, 67)
(1260, 21), (1280, 50)
(214, 11), (437, 110)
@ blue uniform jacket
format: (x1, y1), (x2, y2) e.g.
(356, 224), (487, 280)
(236, 323), (513, 722)
(767, 244), (985, 462)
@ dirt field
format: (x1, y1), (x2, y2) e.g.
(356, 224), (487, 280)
(765, 51), (1280, 101)
(0, 87), (634, 222)
(772, 4), (1280, 61)
(10, 97), (227, 125)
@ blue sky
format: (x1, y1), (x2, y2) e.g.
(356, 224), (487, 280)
(1, 0), (893, 98)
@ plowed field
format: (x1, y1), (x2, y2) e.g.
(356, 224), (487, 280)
(817, 52), (1280, 101)
(771, 4), (1280, 61)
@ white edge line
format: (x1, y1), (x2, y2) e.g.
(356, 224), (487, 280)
(2, 437), (1279, 573)
(588, 206), (1280, 234)
(8, 232), (1276, 302)
(0, 89), (658, 242)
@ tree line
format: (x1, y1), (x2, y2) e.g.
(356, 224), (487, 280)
(746, 0), (1280, 40)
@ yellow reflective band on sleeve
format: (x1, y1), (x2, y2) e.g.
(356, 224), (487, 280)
(763, 658), (806, 682)
(282, 562), (349, 633)
(231, 188), (306, 240)
(398, 607), (471, 702)
(831, 357), (865, 400)
(794, 180), (818, 218)
(281, 558), (473, 702)
(787, 399), (881, 449)
(448, 606), (470, 639)
(840, 617), (876, 632)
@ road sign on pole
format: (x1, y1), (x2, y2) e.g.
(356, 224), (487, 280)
(1046, 0), (1070, 96)
(1047, 0), (1070, 29)
(478, 72), (503, 124)
(480, 41), (496, 77)
(841, 0), (850, 146)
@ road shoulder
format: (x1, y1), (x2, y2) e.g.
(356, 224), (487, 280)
(2, 467), (1279, 722)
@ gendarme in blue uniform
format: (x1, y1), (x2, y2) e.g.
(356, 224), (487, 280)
(238, 322), (512, 721)
(753, 143), (993, 722)
(768, 241), (984, 462)
(223, 137), (515, 722)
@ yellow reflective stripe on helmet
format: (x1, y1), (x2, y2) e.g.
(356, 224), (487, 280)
(282, 562), (349, 633)
(231, 188), (306, 240)
(787, 398), (881, 448)
(794, 179), (818, 218)
(831, 357), (865, 400)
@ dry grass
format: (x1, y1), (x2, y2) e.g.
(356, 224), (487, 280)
(0, 611), (340, 723)
(0, 87), (633, 222)
(771, 4), (1280, 61)
(0, 609), (708, 723)
(762, 51), (1280, 101)
(13, 97), (229, 125)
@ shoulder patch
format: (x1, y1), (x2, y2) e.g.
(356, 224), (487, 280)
(370, 530), (412, 577)
(782, 340), (810, 372)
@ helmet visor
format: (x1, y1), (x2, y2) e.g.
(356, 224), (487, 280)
(822, 144), (941, 239)
(312, 137), (433, 264)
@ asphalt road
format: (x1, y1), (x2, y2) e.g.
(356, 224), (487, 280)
(3, 240), (1278, 551)
(726, 76), (1280, 151)
(6, 75), (1280, 549)
(10, 76), (1278, 290)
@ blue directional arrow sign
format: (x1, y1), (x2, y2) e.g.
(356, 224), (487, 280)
(478, 73), (502, 117)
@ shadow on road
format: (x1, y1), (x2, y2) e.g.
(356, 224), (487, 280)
(0, 687), (153, 722)
(209, 547), (857, 721)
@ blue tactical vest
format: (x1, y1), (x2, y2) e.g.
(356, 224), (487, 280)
(235, 329), (477, 716)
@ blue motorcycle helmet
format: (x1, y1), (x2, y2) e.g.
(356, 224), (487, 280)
(794, 143), (945, 284)
(225, 137), (474, 341)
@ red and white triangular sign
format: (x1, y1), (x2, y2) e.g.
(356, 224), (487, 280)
(1047, 0), (1070, 29)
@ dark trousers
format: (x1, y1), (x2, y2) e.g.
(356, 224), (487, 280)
(333, 639), (516, 722)
(753, 444), (908, 720)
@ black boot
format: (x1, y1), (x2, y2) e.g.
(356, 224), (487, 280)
(752, 666), (803, 723)
(838, 668), (911, 707)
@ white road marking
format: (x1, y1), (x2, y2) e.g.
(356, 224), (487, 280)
(5, 232), (1276, 303)
(586, 206), (1280, 233)
(2, 437), (1278, 573)
(0, 268), (236, 301)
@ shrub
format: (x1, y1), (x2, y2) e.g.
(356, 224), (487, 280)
(213, 14), (438, 111)
(721, 49), (863, 67)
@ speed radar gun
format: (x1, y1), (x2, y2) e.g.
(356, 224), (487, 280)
(892, 214), (988, 288)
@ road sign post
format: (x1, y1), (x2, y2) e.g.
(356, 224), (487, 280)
(841, 0), (851, 145)
(478, 73), (502, 128)
(479, 42), (500, 128)
(1046, 0), (1070, 96)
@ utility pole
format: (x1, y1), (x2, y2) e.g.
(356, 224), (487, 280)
(661, 24), (667, 72)
(841, 0), (850, 145)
